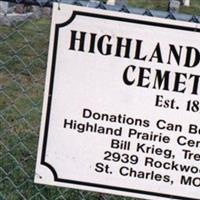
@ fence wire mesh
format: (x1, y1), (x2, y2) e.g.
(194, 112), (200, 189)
(0, 1), (199, 200)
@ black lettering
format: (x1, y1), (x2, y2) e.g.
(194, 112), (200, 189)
(83, 108), (92, 118)
(115, 37), (132, 58)
(167, 44), (183, 65)
(137, 67), (151, 88)
(184, 46), (200, 68)
(149, 43), (163, 63)
(69, 30), (86, 51)
(173, 72), (187, 93)
(123, 65), (136, 85)
(153, 70), (170, 90)
(134, 40), (147, 61)
(189, 74), (200, 95)
(88, 33), (97, 53)
(97, 35), (112, 55)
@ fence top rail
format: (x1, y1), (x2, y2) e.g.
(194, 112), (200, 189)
(0, 0), (200, 23)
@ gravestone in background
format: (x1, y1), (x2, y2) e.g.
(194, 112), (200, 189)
(168, 0), (180, 12)
(107, 0), (127, 6)
(0, 1), (8, 13)
(182, 0), (190, 6)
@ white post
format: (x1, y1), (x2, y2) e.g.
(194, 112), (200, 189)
(107, 0), (127, 6)
(0, 1), (9, 13)
(107, 0), (116, 5)
(183, 0), (190, 6)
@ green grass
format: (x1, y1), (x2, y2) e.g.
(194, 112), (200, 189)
(128, 0), (200, 15)
(0, 17), (51, 200)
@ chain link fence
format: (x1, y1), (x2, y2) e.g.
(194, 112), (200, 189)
(0, 0), (199, 200)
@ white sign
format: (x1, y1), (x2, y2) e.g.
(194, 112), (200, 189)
(35, 3), (200, 200)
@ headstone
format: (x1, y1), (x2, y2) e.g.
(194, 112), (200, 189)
(0, 1), (8, 13)
(0, 13), (33, 26)
(15, 4), (25, 13)
(32, 6), (42, 19)
(115, 0), (127, 6)
(107, 0), (127, 6)
(168, 0), (180, 12)
(90, 0), (100, 3)
(107, 0), (115, 5)
(42, 7), (51, 17)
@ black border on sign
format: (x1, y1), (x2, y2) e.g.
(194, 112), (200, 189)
(40, 10), (200, 200)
